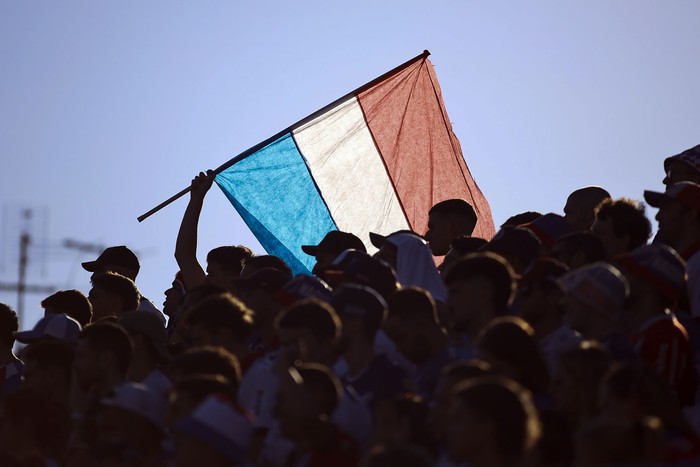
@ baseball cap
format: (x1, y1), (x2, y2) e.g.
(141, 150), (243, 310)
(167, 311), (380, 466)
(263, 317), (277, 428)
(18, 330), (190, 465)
(274, 274), (333, 306)
(522, 213), (572, 249)
(644, 182), (700, 213)
(118, 311), (170, 362)
(331, 284), (388, 324)
(173, 394), (252, 464)
(82, 246), (140, 275)
(231, 267), (291, 293)
(100, 382), (165, 431)
(14, 313), (82, 344)
(481, 226), (541, 262)
(664, 145), (700, 174)
(369, 230), (417, 249)
(519, 257), (569, 287)
(557, 262), (629, 313)
(172, 271), (187, 295)
(317, 249), (399, 300)
(615, 244), (686, 303)
(301, 231), (366, 257)
(342, 254), (399, 299)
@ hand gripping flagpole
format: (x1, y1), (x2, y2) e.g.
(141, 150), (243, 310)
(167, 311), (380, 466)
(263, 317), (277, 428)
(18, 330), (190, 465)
(137, 50), (430, 223)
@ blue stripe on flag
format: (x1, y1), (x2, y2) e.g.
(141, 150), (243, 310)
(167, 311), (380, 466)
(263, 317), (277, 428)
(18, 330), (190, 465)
(215, 133), (337, 275)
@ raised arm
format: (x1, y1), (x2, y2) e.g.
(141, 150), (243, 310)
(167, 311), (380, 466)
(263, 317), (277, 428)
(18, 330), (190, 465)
(174, 170), (215, 288)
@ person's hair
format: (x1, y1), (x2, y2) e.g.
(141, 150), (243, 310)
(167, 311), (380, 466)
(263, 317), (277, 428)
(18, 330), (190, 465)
(452, 376), (541, 463)
(476, 317), (550, 394)
(41, 289), (93, 326)
(23, 340), (76, 383)
(171, 373), (237, 404)
(184, 293), (254, 342)
(91, 272), (140, 312)
(274, 299), (341, 345)
(79, 322), (133, 376)
(177, 284), (228, 321)
(553, 232), (607, 264)
(428, 198), (476, 228)
(501, 211), (542, 228)
(568, 186), (611, 210)
(444, 252), (516, 314)
(0, 302), (19, 347)
(243, 255), (292, 277)
(429, 199), (477, 225)
(168, 346), (242, 389)
(450, 236), (488, 255)
(362, 445), (434, 467)
(595, 198), (652, 251)
(206, 245), (255, 276)
(294, 363), (343, 416)
(387, 286), (438, 324)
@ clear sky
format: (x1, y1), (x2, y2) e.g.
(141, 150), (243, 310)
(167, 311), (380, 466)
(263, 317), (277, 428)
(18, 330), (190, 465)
(1, 1), (699, 330)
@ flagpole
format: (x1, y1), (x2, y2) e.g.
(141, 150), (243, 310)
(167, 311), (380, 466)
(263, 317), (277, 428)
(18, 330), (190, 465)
(137, 50), (431, 223)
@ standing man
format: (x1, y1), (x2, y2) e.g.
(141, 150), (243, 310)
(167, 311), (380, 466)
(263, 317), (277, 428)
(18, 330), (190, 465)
(82, 245), (165, 323)
(175, 170), (254, 290)
(424, 199), (477, 256)
(644, 182), (700, 318)
(563, 186), (611, 232)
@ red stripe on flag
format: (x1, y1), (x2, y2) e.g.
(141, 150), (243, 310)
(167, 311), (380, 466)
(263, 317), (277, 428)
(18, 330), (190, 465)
(356, 58), (495, 240)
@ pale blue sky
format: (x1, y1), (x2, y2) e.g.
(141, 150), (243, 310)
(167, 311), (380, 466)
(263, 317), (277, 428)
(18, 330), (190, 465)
(1, 1), (699, 329)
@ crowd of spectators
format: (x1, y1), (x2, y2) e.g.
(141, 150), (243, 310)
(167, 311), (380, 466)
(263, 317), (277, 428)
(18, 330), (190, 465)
(0, 144), (699, 466)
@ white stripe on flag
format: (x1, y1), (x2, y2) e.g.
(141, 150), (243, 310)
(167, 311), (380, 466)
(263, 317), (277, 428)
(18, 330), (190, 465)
(293, 97), (410, 252)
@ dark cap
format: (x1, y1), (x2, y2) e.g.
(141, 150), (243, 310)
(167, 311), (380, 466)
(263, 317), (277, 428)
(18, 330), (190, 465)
(369, 230), (417, 249)
(14, 313), (82, 344)
(231, 267), (291, 293)
(522, 213), (571, 249)
(615, 244), (686, 303)
(301, 231), (366, 257)
(663, 145), (700, 174)
(481, 227), (541, 263)
(343, 255), (399, 300)
(520, 257), (569, 287)
(644, 182), (700, 214)
(82, 246), (140, 275)
(331, 284), (387, 326)
(273, 274), (333, 306)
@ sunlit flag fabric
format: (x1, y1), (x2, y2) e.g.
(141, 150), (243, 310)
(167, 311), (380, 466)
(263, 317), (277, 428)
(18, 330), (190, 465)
(214, 51), (495, 274)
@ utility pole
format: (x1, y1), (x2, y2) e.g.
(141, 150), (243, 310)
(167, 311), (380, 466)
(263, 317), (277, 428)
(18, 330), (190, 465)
(0, 209), (55, 328)
(17, 229), (29, 320)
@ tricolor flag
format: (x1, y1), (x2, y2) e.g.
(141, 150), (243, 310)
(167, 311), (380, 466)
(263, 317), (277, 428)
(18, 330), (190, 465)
(213, 51), (494, 274)
(139, 51), (495, 274)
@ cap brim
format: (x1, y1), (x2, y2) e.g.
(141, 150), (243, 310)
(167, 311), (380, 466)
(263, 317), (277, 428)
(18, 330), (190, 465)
(369, 232), (386, 249)
(13, 330), (43, 344)
(643, 190), (669, 208)
(301, 245), (318, 256)
(81, 260), (99, 272)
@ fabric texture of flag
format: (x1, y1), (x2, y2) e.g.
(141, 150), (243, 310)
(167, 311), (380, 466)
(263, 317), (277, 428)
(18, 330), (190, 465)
(215, 51), (495, 275)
